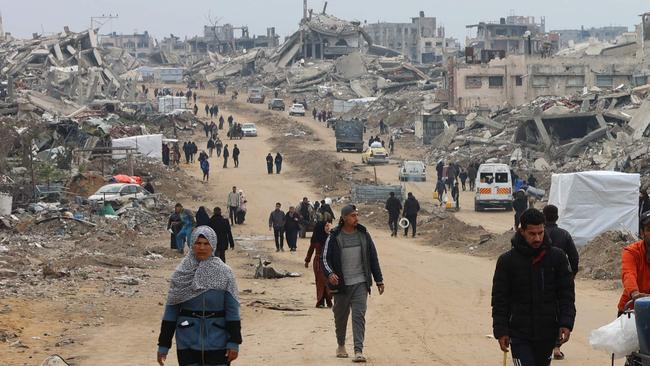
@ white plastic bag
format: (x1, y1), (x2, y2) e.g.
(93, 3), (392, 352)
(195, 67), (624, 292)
(589, 313), (639, 358)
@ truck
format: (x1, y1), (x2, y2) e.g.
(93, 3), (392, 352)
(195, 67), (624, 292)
(334, 119), (364, 152)
(247, 87), (265, 104)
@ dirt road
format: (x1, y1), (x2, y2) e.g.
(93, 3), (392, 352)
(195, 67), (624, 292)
(3, 90), (624, 366)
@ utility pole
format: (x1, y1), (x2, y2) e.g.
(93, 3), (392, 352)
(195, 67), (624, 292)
(0, 11), (5, 40)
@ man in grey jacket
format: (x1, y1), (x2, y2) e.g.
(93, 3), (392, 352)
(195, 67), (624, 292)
(322, 205), (384, 363)
(268, 202), (286, 252)
(227, 186), (241, 225)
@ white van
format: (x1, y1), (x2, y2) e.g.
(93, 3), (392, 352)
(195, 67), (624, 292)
(474, 163), (513, 211)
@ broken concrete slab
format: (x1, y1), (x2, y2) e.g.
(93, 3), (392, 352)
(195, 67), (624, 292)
(350, 79), (373, 98)
(472, 116), (504, 130)
(629, 100), (650, 139)
(533, 158), (551, 171)
(432, 124), (457, 147)
(567, 127), (608, 156)
(335, 51), (367, 80)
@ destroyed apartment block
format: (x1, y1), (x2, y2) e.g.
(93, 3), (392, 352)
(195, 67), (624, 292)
(513, 112), (629, 155)
(267, 11), (371, 70)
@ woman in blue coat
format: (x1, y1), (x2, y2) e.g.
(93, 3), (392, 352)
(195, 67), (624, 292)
(157, 226), (242, 366)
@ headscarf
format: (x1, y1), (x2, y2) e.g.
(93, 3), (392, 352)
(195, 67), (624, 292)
(195, 206), (210, 226)
(166, 226), (239, 305)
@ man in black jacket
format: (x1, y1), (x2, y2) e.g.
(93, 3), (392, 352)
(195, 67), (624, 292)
(403, 192), (420, 237)
(322, 205), (384, 363)
(542, 204), (579, 360)
(208, 207), (235, 263)
(385, 192), (402, 237)
(491, 208), (576, 366)
(232, 144), (240, 168)
(513, 190), (529, 230)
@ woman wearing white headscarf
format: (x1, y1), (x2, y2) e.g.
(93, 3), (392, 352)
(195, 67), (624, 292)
(157, 226), (242, 366)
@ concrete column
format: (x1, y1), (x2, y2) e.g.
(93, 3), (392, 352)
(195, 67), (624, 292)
(533, 117), (552, 147)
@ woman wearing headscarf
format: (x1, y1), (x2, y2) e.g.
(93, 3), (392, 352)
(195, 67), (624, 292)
(304, 218), (333, 308)
(157, 226), (242, 366)
(196, 206), (211, 227)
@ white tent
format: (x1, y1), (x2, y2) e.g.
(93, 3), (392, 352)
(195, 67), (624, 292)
(111, 134), (163, 160)
(548, 171), (640, 246)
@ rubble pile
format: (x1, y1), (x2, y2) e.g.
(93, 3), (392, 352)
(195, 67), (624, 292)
(1, 28), (142, 117)
(411, 85), (650, 190)
(0, 189), (174, 299)
(578, 230), (638, 280)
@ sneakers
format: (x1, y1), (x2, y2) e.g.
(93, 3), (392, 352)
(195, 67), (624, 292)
(352, 352), (366, 363)
(336, 346), (348, 358)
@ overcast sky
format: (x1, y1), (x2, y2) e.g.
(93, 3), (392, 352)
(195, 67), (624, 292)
(2, 0), (648, 44)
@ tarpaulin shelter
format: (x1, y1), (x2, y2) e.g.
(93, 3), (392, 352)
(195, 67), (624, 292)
(548, 171), (640, 245)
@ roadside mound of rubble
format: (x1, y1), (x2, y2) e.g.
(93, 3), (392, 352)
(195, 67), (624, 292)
(578, 230), (638, 280)
(354, 202), (512, 255)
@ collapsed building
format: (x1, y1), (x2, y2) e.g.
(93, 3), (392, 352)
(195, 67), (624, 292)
(363, 11), (459, 64)
(465, 15), (558, 62)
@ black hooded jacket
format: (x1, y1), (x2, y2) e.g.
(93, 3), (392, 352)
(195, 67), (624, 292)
(385, 196), (402, 216)
(545, 223), (579, 274)
(403, 196), (420, 217)
(491, 232), (576, 341)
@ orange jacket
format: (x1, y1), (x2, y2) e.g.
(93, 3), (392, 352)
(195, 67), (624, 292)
(618, 241), (650, 312)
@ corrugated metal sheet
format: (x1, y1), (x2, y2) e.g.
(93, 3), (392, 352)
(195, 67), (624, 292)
(352, 185), (404, 203)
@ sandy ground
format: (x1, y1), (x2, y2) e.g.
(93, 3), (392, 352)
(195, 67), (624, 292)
(0, 88), (626, 366)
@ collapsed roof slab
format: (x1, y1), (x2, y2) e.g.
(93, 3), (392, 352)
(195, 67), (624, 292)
(566, 127), (608, 156)
(516, 112), (609, 147)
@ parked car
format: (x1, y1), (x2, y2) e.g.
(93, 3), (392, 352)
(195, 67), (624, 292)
(247, 87), (265, 104)
(267, 98), (285, 111)
(288, 103), (306, 116)
(399, 161), (426, 181)
(474, 163), (512, 211)
(241, 123), (258, 137)
(88, 183), (150, 208)
(361, 143), (389, 165)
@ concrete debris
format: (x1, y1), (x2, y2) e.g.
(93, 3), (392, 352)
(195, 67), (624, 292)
(628, 99), (650, 139)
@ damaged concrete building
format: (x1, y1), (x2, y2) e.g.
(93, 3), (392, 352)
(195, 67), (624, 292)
(269, 9), (371, 69)
(99, 31), (155, 59)
(450, 54), (643, 112)
(553, 26), (630, 49)
(465, 15), (558, 62)
(188, 25), (280, 54)
(363, 11), (458, 64)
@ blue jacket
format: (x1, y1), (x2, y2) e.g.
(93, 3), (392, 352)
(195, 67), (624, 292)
(157, 289), (241, 363)
(321, 223), (383, 293)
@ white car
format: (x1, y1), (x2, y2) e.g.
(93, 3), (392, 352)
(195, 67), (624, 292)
(288, 103), (306, 116)
(399, 161), (426, 181)
(88, 183), (150, 208)
(241, 123), (258, 137)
